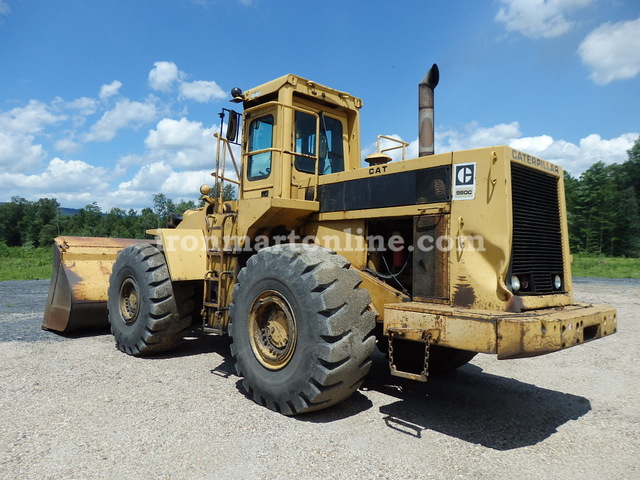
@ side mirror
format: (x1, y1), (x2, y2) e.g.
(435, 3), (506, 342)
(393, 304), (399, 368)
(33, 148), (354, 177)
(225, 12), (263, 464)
(226, 110), (241, 142)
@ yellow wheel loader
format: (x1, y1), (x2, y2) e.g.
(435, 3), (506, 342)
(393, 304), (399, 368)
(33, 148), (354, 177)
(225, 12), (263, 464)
(43, 65), (617, 415)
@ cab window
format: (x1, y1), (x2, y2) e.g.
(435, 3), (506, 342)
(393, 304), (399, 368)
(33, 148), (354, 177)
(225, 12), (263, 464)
(247, 114), (274, 180)
(294, 111), (344, 175)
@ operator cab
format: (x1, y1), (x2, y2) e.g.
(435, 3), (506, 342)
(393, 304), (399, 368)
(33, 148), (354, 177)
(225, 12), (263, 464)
(233, 74), (363, 201)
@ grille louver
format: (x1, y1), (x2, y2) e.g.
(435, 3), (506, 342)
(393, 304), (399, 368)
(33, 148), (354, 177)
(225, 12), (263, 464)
(510, 163), (564, 294)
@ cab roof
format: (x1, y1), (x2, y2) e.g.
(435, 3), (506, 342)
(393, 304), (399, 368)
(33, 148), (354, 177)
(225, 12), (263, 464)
(239, 74), (363, 111)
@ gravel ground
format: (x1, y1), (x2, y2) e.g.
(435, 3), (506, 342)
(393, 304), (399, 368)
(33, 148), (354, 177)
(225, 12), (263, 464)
(0, 278), (638, 480)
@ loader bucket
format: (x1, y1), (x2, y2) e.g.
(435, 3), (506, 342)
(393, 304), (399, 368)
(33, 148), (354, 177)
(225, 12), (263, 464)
(42, 236), (147, 333)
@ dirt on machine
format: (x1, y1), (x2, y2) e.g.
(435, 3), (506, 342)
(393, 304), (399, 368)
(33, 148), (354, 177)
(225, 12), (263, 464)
(42, 65), (617, 415)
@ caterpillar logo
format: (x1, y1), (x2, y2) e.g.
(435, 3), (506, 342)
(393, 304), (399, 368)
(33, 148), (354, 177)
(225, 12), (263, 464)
(453, 163), (476, 200)
(511, 149), (560, 175)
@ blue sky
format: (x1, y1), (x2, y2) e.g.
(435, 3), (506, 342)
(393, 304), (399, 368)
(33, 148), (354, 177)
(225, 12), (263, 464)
(1, 0), (639, 210)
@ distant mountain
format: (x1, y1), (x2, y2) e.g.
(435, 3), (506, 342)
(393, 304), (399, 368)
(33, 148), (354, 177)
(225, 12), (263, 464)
(0, 202), (80, 216)
(58, 207), (81, 216)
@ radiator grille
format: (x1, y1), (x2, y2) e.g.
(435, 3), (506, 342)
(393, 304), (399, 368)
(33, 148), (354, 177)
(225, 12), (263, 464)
(510, 163), (565, 294)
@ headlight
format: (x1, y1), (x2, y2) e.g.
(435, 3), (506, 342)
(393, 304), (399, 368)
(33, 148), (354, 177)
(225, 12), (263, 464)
(553, 275), (562, 290)
(511, 275), (521, 292)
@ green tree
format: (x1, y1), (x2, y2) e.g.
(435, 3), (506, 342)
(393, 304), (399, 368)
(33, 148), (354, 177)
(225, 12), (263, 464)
(0, 197), (29, 246)
(573, 162), (620, 255)
(71, 202), (103, 236)
(138, 208), (160, 238)
(612, 137), (640, 256)
(617, 137), (640, 193)
(30, 198), (61, 246)
(207, 182), (237, 202)
(153, 193), (176, 224)
(99, 207), (131, 238)
(175, 199), (198, 214)
(563, 171), (580, 253)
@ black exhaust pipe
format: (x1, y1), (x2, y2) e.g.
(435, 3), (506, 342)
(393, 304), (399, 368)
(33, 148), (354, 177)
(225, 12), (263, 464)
(419, 64), (439, 157)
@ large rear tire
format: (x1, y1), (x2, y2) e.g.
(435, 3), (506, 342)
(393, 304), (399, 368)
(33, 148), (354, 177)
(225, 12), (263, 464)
(107, 244), (192, 356)
(229, 244), (376, 415)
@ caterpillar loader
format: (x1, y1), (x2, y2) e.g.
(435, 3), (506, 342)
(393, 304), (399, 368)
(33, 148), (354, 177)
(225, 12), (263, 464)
(43, 65), (617, 415)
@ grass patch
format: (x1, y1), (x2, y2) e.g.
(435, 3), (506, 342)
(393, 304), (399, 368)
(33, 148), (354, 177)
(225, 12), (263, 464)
(0, 246), (52, 281)
(572, 255), (640, 278)
(0, 245), (637, 281)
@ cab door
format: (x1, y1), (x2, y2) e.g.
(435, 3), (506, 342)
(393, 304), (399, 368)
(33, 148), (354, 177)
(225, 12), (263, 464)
(243, 108), (279, 199)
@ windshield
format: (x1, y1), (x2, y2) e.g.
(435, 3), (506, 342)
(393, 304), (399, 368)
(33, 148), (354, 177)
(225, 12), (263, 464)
(294, 111), (344, 175)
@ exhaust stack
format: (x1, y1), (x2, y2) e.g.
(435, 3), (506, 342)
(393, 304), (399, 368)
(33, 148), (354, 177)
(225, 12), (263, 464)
(419, 64), (439, 157)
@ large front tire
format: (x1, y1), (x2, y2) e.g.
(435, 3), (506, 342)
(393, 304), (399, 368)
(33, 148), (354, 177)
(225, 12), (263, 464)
(229, 244), (376, 415)
(107, 244), (192, 356)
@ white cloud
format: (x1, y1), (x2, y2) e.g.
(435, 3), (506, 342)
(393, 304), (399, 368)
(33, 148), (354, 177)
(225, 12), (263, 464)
(143, 117), (217, 169)
(160, 169), (214, 196)
(366, 123), (638, 176)
(439, 122), (637, 175)
(0, 131), (46, 172)
(51, 96), (97, 129)
(108, 116), (237, 208)
(0, 101), (65, 172)
(0, 158), (109, 196)
(495, 0), (593, 39)
(84, 99), (157, 142)
(148, 61), (226, 103)
(179, 80), (226, 103)
(99, 80), (123, 101)
(113, 154), (145, 176)
(578, 17), (640, 85)
(64, 97), (98, 116)
(510, 132), (639, 174)
(145, 117), (210, 150)
(0, 1), (10, 15)
(0, 100), (64, 134)
(118, 161), (174, 191)
(115, 161), (211, 198)
(149, 61), (181, 92)
(54, 138), (81, 154)
(437, 121), (522, 152)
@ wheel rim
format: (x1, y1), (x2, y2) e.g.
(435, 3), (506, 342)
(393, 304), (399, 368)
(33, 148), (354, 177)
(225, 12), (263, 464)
(118, 276), (140, 326)
(248, 290), (297, 370)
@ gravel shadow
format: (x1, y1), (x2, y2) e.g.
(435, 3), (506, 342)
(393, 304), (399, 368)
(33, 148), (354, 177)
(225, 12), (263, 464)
(362, 354), (591, 450)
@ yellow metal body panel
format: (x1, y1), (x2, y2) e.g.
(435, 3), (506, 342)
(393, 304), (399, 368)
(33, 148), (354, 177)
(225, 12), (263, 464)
(384, 301), (617, 359)
(150, 228), (207, 281)
(355, 270), (409, 321)
(242, 74), (363, 118)
(236, 197), (319, 239)
(447, 146), (572, 311)
(495, 303), (617, 359)
(304, 219), (367, 269)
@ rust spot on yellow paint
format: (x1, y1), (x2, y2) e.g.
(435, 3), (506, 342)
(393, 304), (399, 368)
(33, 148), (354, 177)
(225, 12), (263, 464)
(453, 277), (475, 307)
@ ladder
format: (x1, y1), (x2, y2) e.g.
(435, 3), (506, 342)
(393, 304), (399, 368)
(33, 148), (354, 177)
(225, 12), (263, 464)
(202, 211), (237, 334)
(202, 108), (242, 334)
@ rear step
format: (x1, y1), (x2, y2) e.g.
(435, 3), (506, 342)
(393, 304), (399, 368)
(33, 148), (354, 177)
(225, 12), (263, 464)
(387, 328), (432, 382)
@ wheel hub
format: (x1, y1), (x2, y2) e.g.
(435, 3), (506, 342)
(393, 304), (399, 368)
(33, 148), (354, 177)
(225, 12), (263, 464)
(248, 291), (297, 370)
(118, 276), (140, 326)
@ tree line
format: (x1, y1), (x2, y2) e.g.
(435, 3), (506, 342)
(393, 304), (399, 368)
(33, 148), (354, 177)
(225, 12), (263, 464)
(565, 137), (640, 257)
(0, 184), (235, 249)
(1, 138), (639, 257)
